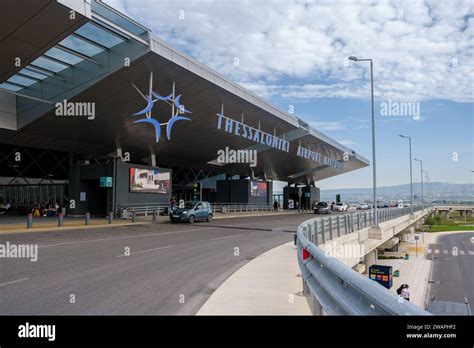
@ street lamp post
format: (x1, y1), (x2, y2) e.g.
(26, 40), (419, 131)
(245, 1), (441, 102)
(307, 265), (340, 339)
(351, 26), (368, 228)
(471, 171), (474, 204)
(349, 56), (378, 226)
(414, 158), (423, 208)
(399, 135), (413, 214)
(424, 171), (430, 203)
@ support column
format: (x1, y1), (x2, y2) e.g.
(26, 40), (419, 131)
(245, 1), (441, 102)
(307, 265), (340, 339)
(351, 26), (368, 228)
(148, 153), (156, 167)
(363, 249), (378, 274)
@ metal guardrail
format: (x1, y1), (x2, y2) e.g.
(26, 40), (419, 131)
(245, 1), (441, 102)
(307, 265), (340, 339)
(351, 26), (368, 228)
(116, 203), (169, 218)
(301, 206), (427, 246)
(212, 203), (273, 213)
(116, 202), (275, 218)
(296, 206), (432, 315)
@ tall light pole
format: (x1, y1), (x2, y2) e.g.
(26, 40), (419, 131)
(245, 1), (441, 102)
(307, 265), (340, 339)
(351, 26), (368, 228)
(349, 55), (378, 226)
(424, 171), (430, 203)
(399, 135), (413, 213)
(471, 170), (474, 203)
(414, 158), (423, 208)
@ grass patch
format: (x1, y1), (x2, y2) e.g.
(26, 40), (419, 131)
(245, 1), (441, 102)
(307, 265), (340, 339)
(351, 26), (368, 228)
(424, 211), (474, 232)
(426, 225), (474, 232)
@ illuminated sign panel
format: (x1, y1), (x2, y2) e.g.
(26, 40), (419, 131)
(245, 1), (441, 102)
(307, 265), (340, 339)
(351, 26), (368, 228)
(130, 168), (171, 194)
(368, 265), (393, 289)
(250, 181), (268, 198)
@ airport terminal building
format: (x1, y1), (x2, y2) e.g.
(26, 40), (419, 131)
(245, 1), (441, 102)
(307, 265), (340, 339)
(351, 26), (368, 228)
(0, 0), (369, 216)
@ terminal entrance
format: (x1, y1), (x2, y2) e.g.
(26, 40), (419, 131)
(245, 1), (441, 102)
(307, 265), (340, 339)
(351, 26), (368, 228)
(283, 186), (320, 210)
(0, 184), (67, 214)
(172, 183), (216, 203)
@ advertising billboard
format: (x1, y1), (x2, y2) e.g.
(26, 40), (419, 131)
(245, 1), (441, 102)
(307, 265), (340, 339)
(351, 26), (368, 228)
(250, 181), (267, 198)
(129, 168), (170, 194)
(368, 265), (393, 289)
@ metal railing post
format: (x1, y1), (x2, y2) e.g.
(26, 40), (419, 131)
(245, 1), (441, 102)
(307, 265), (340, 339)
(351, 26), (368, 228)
(337, 216), (341, 237)
(58, 213), (64, 227)
(314, 220), (319, 245)
(329, 216), (333, 240)
(321, 219), (326, 244)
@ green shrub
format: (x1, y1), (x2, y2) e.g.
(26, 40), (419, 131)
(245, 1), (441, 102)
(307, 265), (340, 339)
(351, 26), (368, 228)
(424, 216), (436, 225)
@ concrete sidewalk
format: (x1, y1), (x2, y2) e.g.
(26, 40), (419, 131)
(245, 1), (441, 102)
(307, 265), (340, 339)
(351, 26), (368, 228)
(0, 210), (302, 235)
(376, 230), (473, 309)
(376, 248), (431, 308)
(197, 241), (311, 315)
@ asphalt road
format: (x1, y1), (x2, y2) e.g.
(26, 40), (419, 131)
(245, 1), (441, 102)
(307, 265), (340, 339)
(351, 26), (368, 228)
(427, 232), (474, 310)
(0, 213), (317, 315)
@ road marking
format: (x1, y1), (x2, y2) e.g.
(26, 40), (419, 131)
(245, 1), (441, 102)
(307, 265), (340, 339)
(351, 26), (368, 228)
(0, 277), (29, 288)
(435, 249), (440, 254)
(116, 245), (173, 257)
(468, 251), (474, 255)
(210, 234), (245, 241)
(39, 227), (217, 248)
(443, 250), (448, 254)
(459, 250), (465, 255)
(272, 226), (290, 231)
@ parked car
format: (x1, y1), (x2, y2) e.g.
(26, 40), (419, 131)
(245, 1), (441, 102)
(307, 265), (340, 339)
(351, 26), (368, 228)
(333, 202), (348, 212)
(170, 201), (213, 223)
(358, 203), (369, 210)
(347, 204), (357, 212)
(314, 201), (331, 214)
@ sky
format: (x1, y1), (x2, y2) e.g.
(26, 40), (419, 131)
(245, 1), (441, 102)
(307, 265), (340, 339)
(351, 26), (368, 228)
(107, 0), (473, 189)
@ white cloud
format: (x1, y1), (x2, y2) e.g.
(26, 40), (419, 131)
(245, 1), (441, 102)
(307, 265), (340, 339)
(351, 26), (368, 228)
(106, 0), (474, 103)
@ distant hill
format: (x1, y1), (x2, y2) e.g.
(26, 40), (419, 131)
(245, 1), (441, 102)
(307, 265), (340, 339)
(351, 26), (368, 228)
(320, 182), (473, 202)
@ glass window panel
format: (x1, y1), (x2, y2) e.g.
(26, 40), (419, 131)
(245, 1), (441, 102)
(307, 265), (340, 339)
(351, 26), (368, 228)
(60, 36), (103, 57)
(7, 75), (36, 87)
(75, 22), (123, 48)
(46, 47), (83, 65)
(92, 3), (147, 36)
(19, 69), (48, 80)
(31, 56), (67, 73)
(0, 83), (22, 92)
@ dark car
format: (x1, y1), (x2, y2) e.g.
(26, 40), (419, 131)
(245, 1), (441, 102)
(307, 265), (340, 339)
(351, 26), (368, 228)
(314, 201), (330, 214)
(170, 201), (213, 223)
